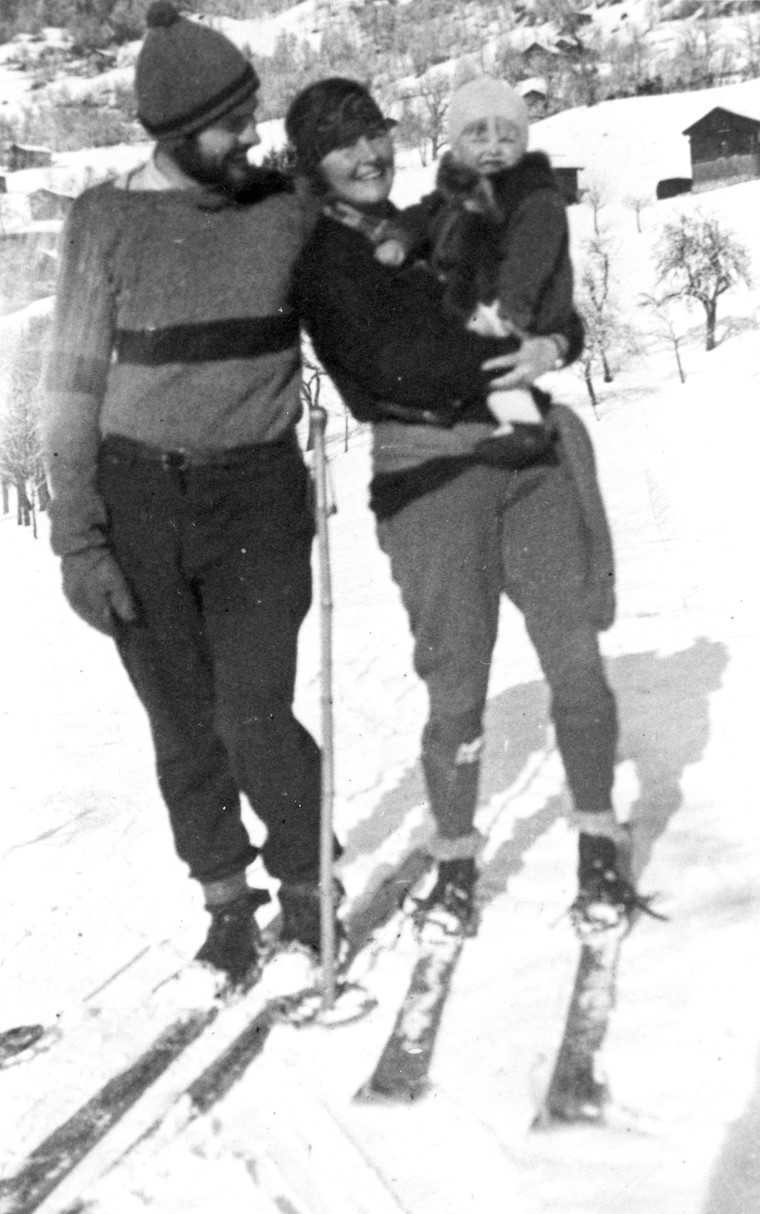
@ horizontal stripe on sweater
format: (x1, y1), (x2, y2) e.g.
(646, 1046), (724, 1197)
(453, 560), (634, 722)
(114, 314), (299, 366)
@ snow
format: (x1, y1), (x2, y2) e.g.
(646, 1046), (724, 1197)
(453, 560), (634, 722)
(201, 2), (325, 56)
(2, 77), (760, 1214)
(530, 77), (760, 200)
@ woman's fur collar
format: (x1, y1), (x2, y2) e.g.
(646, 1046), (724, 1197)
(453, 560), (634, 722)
(435, 150), (558, 224)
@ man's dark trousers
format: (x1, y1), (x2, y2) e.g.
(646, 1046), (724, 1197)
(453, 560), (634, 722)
(98, 433), (324, 885)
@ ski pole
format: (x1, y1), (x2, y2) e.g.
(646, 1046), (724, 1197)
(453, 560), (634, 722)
(309, 403), (337, 1009)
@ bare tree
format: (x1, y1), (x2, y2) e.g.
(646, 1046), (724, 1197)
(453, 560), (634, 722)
(584, 179), (608, 238)
(0, 318), (49, 536)
(395, 99), (431, 165)
(575, 234), (631, 409)
(639, 291), (688, 383)
(739, 13), (760, 78)
(604, 26), (653, 97)
(396, 72), (451, 164)
(655, 211), (752, 351)
(667, 14), (723, 89)
(624, 192), (651, 234)
(417, 72), (451, 162)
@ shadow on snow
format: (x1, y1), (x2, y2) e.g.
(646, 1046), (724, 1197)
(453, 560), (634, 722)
(344, 636), (728, 908)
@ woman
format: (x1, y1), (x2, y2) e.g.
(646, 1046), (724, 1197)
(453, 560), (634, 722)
(288, 77), (646, 934)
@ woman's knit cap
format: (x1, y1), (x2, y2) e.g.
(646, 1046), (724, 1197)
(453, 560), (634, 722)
(447, 76), (529, 148)
(285, 77), (395, 178)
(136, 1), (259, 139)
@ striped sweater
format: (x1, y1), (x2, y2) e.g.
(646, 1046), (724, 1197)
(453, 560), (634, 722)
(43, 165), (308, 556)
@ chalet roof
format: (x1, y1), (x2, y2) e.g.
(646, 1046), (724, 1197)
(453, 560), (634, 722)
(28, 187), (74, 201)
(8, 142), (52, 156)
(517, 76), (547, 98)
(683, 105), (760, 135)
(523, 41), (557, 57)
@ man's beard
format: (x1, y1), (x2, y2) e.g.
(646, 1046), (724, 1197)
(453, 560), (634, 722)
(170, 137), (252, 194)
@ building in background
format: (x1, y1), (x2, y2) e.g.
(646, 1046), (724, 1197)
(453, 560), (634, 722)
(683, 105), (760, 192)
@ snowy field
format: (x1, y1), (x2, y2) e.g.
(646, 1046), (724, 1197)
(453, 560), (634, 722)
(2, 81), (760, 1213)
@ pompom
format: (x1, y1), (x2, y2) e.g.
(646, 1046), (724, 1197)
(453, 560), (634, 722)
(146, 1), (180, 28)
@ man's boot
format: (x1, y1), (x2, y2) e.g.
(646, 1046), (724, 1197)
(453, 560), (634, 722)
(195, 889), (267, 983)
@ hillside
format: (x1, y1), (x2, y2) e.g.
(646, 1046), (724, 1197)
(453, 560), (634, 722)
(532, 76), (760, 198)
(0, 0), (757, 138)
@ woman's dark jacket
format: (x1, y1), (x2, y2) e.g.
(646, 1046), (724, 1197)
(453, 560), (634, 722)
(291, 212), (583, 430)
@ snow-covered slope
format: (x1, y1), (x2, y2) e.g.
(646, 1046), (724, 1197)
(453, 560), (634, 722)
(2, 321), (759, 1212)
(531, 76), (760, 200)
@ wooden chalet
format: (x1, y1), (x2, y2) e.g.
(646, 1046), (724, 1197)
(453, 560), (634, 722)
(5, 143), (53, 172)
(517, 76), (548, 117)
(682, 106), (760, 191)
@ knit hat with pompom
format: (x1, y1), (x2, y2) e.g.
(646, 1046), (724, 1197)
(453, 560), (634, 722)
(135, 1), (259, 139)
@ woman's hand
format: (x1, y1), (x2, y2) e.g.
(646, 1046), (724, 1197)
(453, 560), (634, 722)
(482, 335), (564, 389)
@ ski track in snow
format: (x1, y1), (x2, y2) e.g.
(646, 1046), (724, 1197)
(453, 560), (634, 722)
(2, 104), (760, 1213)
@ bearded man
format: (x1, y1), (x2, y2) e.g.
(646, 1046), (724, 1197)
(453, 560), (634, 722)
(42, 1), (338, 982)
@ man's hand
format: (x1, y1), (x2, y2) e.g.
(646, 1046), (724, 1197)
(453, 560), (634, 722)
(62, 548), (138, 636)
(483, 335), (563, 389)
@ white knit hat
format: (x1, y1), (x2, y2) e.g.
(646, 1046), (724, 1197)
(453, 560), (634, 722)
(447, 76), (529, 148)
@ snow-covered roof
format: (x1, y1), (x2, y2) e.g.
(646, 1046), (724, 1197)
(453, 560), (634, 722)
(517, 76), (547, 97)
(8, 143), (52, 155)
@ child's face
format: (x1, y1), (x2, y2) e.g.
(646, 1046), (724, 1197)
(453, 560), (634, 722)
(453, 115), (526, 175)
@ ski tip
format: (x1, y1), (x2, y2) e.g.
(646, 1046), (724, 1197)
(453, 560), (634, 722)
(353, 1077), (431, 1106)
(530, 1102), (607, 1132)
(0, 1023), (50, 1068)
(531, 1098), (662, 1136)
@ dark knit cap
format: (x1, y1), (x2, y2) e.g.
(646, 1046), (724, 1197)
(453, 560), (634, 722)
(136, 1), (259, 139)
(285, 77), (395, 178)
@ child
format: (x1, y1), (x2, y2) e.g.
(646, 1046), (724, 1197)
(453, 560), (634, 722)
(375, 76), (574, 438)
